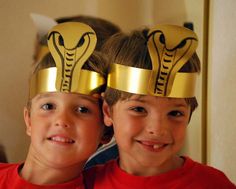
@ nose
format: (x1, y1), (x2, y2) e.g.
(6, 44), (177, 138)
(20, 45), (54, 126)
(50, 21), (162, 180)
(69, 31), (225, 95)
(145, 115), (168, 136)
(54, 109), (72, 128)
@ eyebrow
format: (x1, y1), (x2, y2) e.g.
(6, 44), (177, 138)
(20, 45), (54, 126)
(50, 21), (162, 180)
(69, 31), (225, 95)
(34, 93), (99, 105)
(78, 95), (100, 105)
(126, 95), (146, 102)
(126, 96), (188, 107)
(166, 98), (188, 107)
(171, 103), (188, 108)
(34, 93), (52, 101)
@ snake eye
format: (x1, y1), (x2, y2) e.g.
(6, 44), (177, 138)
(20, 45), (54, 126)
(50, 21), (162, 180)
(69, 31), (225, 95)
(177, 39), (187, 48)
(58, 35), (64, 46)
(77, 36), (85, 47)
(159, 34), (165, 44)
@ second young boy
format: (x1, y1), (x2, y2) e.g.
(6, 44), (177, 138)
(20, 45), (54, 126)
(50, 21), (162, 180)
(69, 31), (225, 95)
(85, 25), (236, 188)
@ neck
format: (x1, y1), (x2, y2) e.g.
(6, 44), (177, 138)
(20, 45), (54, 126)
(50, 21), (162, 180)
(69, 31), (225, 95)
(19, 153), (84, 185)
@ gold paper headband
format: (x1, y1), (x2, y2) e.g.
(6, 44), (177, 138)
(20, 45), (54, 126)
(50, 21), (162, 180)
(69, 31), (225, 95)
(107, 24), (198, 98)
(30, 22), (105, 99)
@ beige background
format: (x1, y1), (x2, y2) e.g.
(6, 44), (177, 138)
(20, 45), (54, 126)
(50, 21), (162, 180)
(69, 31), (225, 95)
(207, 0), (236, 183)
(0, 0), (235, 183)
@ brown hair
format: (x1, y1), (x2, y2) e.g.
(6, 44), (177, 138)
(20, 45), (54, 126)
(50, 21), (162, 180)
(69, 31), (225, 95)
(102, 29), (201, 115)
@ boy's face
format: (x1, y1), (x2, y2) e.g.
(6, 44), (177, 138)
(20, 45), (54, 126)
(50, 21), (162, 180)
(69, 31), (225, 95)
(103, 95), (191, 175)
(24, 92), (104, 169)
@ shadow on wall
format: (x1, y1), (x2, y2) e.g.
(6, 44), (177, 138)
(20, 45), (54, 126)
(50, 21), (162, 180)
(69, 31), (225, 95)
(0, 144), (8, 163)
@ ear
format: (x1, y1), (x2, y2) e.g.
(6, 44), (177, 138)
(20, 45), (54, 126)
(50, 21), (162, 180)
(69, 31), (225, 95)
(24, 107), (32, 136)
(102, 100), (113, 127)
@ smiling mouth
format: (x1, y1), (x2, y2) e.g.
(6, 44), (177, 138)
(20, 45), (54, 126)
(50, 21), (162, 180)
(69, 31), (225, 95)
(47, 136), (75, 144)
(137, 141), (168, 151)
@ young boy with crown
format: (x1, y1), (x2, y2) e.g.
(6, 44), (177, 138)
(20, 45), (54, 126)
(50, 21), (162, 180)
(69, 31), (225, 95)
(84, 25), (236, 188)
(0, 22), (109, 188)
(30, 13), (120, 169)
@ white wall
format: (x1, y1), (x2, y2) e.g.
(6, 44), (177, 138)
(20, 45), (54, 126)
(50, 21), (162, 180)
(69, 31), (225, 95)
(208, 0), (236, 183)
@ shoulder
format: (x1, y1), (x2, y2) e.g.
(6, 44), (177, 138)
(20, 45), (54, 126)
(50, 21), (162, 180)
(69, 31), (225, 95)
(0, 163), (19, 172)
(184, 157), (236, 188)
(0, 163), (21, 187)
(187, 157), (227, 177)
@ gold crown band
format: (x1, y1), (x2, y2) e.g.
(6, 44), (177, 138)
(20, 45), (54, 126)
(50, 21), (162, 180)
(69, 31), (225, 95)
(30, 67), (105, 99)
(107, 63), (197, 98)
(107, 25), (199, 98)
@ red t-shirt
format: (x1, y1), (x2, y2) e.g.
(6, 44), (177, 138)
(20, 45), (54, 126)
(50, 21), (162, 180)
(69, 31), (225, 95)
(84, 156), (236, 189)
(0, 163), (85, 189)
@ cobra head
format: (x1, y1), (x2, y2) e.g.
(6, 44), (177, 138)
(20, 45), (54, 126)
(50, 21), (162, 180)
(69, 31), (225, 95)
(47, 22), (97, 92)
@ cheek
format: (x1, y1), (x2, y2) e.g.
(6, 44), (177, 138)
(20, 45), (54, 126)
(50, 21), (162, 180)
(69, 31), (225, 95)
(112, 115), (142, 139)
(171, 124), (187, 143)
(76, 124), (104, 158)
(80, 121), (104, 143)
(29, 115), (51, 138)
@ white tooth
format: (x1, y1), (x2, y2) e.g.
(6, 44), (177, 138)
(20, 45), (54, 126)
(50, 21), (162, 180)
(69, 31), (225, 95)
(51, 136), (73, 143)
(52, 136), (63, 142)
(65, 139), (73, 143)
(153, 144), (163, 149)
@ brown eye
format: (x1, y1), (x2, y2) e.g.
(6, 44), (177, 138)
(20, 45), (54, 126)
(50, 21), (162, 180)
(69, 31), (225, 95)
(130, 106), (146, 113)
(168, 110), (183, 117)
(41, 103), (54, 110)
(76, 106), (90, 114)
